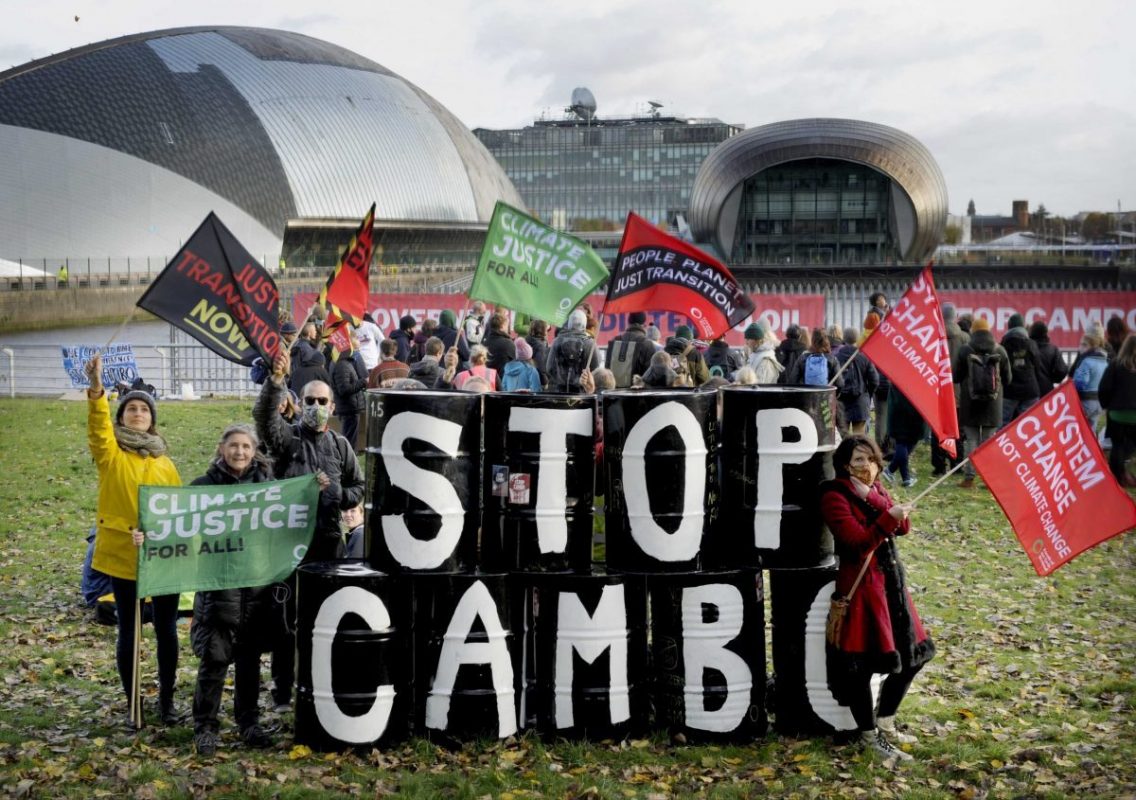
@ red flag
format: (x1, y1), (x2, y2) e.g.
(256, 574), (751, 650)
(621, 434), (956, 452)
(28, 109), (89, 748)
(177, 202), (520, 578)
(604, 213), (755, 340)
(971, 382), (1136, 575)
(321, 308), (353, 357)
(320, 203), (375, 327)
(860, 265), (959, 457)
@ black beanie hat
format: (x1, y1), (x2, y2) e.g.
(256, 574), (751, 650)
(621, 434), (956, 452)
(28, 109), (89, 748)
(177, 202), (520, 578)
(116, 390), (157, 425)
(628, 311), (647, 325)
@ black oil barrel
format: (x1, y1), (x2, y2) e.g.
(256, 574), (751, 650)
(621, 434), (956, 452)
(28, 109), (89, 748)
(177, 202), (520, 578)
(365, 390), (481, 573)
(647, 569), (766, 741)
(714, 386), (837, 569)
(412, 572), (517, 742)
(603, 389), (718, 572)
(514, 569), (648, 738)
(481, 393), (596, 572)
(768, 560), (861, 736)
(295, 560), (411, 750)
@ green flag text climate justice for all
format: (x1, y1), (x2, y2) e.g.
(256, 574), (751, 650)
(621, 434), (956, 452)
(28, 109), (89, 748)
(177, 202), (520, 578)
(137, 475), (318, 597)
(469, 202), (609, 326)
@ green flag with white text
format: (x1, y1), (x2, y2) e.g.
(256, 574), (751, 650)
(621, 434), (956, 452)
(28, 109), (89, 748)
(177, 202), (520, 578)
(470, 202), (609, 326)
(136, 475), (318, 597)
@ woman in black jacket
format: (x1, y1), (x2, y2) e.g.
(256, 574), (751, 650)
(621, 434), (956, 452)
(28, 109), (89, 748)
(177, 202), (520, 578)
(1099, 334), (1136, 486)
(1028, 321), (1068, 392)
(190, 424), (279, 757)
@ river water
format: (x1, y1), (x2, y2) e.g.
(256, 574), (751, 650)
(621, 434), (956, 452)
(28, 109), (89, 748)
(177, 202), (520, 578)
(0, 320), (176, 347)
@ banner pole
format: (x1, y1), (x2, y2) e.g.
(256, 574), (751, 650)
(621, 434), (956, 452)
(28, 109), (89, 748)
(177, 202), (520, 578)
(131, 597), (142, 729)
(828, 344), (861, 386)
(907, 458), (969, 506)
(101, 305), (140, 353)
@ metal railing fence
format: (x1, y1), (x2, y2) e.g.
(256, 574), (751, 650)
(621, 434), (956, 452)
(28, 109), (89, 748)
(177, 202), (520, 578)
(0, 343), (256, 399)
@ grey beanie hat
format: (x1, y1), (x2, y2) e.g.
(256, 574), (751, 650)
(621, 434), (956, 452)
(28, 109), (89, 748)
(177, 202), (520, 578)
(116, 390), (157, 425)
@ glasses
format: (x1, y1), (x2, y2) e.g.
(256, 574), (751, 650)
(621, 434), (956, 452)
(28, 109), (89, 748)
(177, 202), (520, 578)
(303, 396), (330, 406)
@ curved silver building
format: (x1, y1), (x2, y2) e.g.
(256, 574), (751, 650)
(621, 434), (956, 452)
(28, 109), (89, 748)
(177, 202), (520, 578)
(690, 119), (948, 265)
(0, 27), (522, 266)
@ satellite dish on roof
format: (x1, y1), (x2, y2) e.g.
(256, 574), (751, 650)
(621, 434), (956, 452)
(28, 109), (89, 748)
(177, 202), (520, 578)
(568, 87), (597, 121)
(647, 100), (663, 117)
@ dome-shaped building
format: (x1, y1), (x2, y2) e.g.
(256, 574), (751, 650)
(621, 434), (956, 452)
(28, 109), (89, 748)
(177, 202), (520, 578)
(690, 119), (948, 265)
(0, 26), (523, 268)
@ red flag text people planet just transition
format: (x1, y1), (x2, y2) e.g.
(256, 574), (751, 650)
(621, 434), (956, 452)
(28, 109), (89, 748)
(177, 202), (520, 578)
(605, 213), (755, 341)
(970, 382), (1136, 576)
(138, 213), (281, 366)
(860, 265), (959, 457)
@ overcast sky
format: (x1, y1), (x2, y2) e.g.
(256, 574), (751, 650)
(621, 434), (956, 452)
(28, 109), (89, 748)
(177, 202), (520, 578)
(4, 0), (1133, 218)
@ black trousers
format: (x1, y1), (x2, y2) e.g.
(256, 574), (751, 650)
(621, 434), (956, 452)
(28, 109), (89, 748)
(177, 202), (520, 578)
(193, 626), (262, 734)
(846, 662), (924, 732)
(1108, 420), (1136, 485)
(930, 430), (965, 472)
(111, 577), (180, 705)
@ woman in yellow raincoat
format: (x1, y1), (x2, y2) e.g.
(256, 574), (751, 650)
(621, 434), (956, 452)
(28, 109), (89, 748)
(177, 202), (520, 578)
(85, 355), (183, 727)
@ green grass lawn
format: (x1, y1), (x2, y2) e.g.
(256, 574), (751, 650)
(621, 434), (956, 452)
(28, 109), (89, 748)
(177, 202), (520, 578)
(0, 397), (1133, 799)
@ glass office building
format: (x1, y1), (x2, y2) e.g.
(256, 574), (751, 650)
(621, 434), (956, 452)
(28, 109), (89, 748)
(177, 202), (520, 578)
(734, 158), (897, 264)
(475, 116), (741, 231)
(691, 119), (948, 266)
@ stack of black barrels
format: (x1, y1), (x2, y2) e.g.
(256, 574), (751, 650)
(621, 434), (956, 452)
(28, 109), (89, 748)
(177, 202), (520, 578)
(295, 385), (858, 750)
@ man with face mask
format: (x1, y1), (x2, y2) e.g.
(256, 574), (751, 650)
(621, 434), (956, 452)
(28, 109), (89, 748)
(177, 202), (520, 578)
(254, 348), (364, 564)
(254, 348), (365, 714)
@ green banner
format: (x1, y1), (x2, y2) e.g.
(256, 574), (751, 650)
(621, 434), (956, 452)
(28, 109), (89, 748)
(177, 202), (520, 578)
(137, 475), (319, 597)
(470, 202), (609, 326)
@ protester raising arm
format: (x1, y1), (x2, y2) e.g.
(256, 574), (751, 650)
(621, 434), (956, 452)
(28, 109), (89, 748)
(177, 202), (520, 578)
(84, 353), (184, 728)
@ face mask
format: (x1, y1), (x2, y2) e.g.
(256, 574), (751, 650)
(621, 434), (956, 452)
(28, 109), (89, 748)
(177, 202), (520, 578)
(850, 463), (878, 485)
(302, 402), (331, 429)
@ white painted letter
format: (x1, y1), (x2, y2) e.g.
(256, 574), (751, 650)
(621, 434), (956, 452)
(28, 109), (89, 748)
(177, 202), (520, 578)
(754, 408), (818, 549)
(682, 583), (751, 733)
(425, 581), (517, 737)
(554, 585), (628, 729)
(509, 406), (593, 554)
(380, 411), (466, 569)
(623, 401), (706, 561)
(312, 586), (396, 743)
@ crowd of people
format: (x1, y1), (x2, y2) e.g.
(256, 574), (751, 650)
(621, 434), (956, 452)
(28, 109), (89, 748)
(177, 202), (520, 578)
(81, 293), (1136, 764)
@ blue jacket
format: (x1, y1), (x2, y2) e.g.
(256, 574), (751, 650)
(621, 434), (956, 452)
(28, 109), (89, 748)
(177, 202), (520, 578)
(501, 360), (542, 392)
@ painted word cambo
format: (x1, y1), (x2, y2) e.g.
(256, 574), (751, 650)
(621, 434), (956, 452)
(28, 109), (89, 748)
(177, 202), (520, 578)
(294, 386), (859, 749)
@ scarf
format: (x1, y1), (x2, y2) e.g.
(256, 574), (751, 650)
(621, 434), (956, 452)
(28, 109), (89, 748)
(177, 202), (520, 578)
(113, 424), (169, 458)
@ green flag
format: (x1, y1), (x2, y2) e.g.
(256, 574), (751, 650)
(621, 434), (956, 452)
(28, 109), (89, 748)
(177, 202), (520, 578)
(470, 202), (609, 327)
(136, 475), (319, 597)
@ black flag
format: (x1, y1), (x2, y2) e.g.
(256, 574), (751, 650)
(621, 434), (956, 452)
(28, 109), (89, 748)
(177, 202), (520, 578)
(138, 213), (281, 366)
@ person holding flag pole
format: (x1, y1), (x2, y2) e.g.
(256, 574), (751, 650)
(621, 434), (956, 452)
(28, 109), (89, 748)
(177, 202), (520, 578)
(83, 354), (183, 731)
(828, 264), (959, 462)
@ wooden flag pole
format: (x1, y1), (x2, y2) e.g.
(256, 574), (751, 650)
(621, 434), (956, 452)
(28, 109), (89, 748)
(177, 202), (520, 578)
(907, 458), (969, 506)
(828, 321), (883, 387)
(101, 305), (140, 353)
(131, 597), (142, 729)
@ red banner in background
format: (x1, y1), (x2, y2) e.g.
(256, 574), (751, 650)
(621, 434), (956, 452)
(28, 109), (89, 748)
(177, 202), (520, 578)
(292, 292), (826, 347)
(970, 382), (1136, 575)
(941, 291), (1136, 349)
(861, 266), (959, 456)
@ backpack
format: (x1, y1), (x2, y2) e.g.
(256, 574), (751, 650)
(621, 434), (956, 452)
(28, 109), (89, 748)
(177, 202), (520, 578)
(609, 339), (638, 388)
(1004, 334), (1031, 373)
(836, 353), (864, 402)
(1073, 354), (1104, 393)
(555, 336), (592, 391)
(709, 363), (728, 379)
(803, 353), (829, 386)
(463, 314), (485, 345)
(966, 352), (999, 401)
(249, 357), (269, 385)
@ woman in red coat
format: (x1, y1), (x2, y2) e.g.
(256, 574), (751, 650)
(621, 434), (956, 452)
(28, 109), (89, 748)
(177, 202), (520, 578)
(821, 434), (935, 762)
